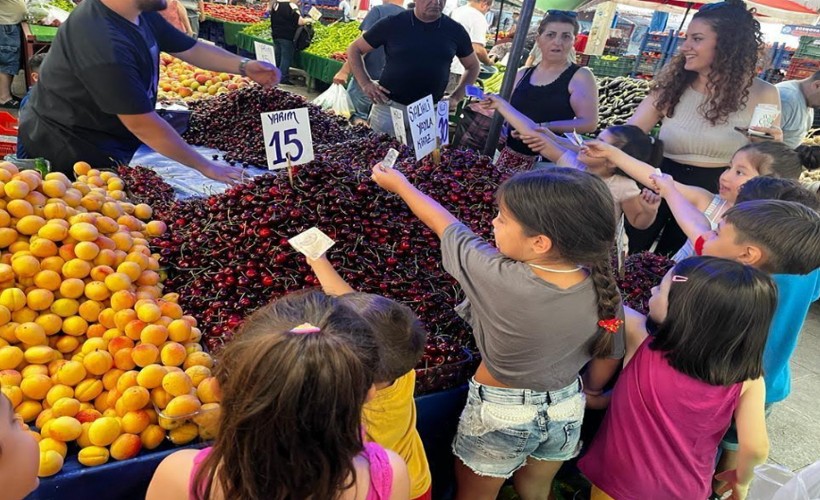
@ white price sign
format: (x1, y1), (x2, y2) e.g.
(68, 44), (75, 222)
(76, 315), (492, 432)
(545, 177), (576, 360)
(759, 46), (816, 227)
(407, 95), (436, 161)
(391, 107), (407, 145)
(436, 100), (449, 146)
(254, 41), (276, 65)
(260, 108), (314, 170)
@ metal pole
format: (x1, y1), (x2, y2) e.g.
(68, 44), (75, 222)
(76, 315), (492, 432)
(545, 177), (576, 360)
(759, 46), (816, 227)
(495, 0), (506, 45)
(483, 0), (536, 155)
(677, 3), (692, 33)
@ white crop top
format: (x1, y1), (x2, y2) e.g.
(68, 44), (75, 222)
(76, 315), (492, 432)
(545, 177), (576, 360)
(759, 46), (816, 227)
(658, 87), (753, 166)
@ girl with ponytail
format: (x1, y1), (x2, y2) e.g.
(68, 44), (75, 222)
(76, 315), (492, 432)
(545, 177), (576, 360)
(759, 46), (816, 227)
(371, 165), (623, 500)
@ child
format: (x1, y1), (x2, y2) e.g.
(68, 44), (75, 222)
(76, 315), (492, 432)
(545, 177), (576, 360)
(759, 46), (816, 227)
(483, 95), (662, 231)
(305, 255), (433, 500)
(147, 290), (411, 500)
(583, 139), (806, 260)
(16, 53), (45, 159)
(0, 394), (40, 500)
(579, 256), (775, 500)
(736, 176), (820, 209)
(370, 165), (625, 499)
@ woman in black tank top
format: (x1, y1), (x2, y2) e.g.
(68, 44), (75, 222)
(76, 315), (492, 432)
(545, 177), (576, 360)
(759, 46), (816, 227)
(496, 12), (598, 170)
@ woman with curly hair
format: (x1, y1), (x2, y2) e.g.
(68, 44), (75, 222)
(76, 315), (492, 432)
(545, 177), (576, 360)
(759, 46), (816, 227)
(625, 0), (780, 256)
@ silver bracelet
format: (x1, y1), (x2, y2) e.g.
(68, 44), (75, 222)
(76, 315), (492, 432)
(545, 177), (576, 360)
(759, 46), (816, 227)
(238, 58), (250, 77)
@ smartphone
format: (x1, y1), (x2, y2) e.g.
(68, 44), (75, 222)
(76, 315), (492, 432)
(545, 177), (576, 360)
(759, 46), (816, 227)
(734, 126), (775, 140)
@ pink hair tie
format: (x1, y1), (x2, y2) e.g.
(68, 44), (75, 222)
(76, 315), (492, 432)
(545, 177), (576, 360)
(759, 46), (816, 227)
(290, 323), (321, 334)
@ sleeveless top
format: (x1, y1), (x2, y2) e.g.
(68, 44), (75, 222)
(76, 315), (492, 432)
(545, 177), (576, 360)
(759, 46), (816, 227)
(578, 338), (743, 500)
(658, 86), (753, 166)
(507, 64), (581, 155)
(158, 0), (186, 33)
(188, 443), (394, 500)
(671, 194), (728, 262)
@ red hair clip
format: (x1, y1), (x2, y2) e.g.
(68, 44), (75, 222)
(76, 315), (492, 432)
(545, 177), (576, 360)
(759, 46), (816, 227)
(598, 318), (623, 334)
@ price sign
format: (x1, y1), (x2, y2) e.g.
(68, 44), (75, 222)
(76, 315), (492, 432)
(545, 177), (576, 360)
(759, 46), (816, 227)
(436, 100), (449, 146)
(308, 6), (322, 20)
(260, 108), (314, 170)
(391, 107), (407, 145)
(254, 42), (276, 65)
(406, 95), (436, 161)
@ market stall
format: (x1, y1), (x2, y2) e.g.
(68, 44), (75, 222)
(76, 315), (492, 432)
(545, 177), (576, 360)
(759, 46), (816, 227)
(20, 23), (57, 87)
(199, 3), (263, 49)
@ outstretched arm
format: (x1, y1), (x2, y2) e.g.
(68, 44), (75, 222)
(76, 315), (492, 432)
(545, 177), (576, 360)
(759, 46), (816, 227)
(481, 95), (567, 162)
(306, 255), (355, 296)
(651, 173), (714, 240)
(371, 164), (459, 238)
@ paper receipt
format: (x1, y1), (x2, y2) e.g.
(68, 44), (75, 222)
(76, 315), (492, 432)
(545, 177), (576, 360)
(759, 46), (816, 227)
(382, 148), (399, 169)
(288, 227), (335, 260)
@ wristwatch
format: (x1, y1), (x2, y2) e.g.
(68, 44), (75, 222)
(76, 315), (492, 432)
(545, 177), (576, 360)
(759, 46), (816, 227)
(238, 58), (250, 77)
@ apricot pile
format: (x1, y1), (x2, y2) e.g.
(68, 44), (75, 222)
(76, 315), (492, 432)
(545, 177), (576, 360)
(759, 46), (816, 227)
(0, 162), (220, 478)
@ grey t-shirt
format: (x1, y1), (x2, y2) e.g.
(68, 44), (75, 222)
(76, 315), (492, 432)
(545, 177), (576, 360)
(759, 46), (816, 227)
(777, 80), (815, 149)
(441, 223), (625, 392)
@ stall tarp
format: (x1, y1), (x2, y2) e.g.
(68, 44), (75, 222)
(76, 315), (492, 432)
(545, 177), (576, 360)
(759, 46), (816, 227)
(534, 0), (588, 11)
(581, 0), (818, 24)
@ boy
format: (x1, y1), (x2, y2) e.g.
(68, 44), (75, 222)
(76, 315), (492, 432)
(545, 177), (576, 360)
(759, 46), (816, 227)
(16, 53), (45, 159)
(652, 173), (820, 498)
(735, 176), (820, 209)
(307, 255), (434, 500)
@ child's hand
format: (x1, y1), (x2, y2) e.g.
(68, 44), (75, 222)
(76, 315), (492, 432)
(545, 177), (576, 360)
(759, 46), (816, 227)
(305, 253), (330, 267)
(521, 133), (550, 154)
(714, 470), (750, 500)
(649, 172), (676, 197)
(580, 140), (616, 159)
(371, 163), (410, 193)
(479, 94), (507, 111)
(638, 188), (661, 211)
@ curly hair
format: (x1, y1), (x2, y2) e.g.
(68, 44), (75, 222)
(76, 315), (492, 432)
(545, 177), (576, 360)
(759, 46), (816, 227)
(653, 0), (762, 126)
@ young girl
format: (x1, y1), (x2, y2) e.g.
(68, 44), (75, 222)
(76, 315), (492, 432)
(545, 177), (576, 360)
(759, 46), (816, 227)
(579, 256), (774, 500)
(371, 165), (624, 500)
(0, 394), (40, 500)
(146, 290), (410, 500)
(583, 139), (805, 260)
(483, 95), (663, 231)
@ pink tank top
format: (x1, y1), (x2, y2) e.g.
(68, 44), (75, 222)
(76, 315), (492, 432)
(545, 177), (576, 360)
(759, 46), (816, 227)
(188, 443), (393, 499)
(578, 338), (742, 500)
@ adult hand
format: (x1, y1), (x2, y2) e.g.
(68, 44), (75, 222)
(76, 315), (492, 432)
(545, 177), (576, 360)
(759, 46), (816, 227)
(714, 470), (750, 500)
(195, 161), (247, 185)
(478, 94), (506, 111)
(520, 133), (549, 154)
(749, 125), (783, 143)
(362, 80), (390, 105)
(244, 60), (281, 87)
(371, 163), (410, 193)
(580, 140), (617, 159)
(638, 188), (661, 211)
(649, 172), (676, 197)
(332, 70), (349, 85)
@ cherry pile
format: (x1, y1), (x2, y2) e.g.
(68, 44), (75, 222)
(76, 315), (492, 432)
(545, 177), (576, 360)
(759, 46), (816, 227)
(615, 251), (674, 314)
(117, 166), (178, 221)
(183, 86), (365, 167)
(152, 142), (511, 394)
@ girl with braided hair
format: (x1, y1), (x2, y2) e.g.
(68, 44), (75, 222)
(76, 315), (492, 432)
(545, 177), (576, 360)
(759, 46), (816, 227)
(371, 164), (624, 500)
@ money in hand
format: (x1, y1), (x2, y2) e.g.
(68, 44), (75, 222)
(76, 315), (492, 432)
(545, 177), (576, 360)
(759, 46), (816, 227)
(382, 148), (399, 170)
(288, 227), (336, 260)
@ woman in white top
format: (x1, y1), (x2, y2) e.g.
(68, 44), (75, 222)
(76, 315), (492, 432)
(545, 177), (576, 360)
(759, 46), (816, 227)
(625, 0), (781, 256)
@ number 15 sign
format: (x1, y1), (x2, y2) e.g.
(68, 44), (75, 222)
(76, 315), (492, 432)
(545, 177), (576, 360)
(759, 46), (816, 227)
(261, 108), (314, 169)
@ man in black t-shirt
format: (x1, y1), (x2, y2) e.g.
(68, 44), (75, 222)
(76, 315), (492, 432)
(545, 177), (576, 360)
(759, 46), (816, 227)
(346, 0), (479, 138)
(19, 0), (280, 182)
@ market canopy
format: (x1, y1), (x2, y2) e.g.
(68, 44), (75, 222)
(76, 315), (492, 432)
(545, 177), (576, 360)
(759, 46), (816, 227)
(579, 0), (819, 24)
(535, 0), (589, 10)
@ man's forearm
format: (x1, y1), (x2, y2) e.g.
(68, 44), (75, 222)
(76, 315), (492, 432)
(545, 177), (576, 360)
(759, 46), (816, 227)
(347, 44), (371, 87)
(173, 42), (245, 75)
(122, 112), (208, 172)
(475, 45), (492, 65)
(454, 61), (480, 95)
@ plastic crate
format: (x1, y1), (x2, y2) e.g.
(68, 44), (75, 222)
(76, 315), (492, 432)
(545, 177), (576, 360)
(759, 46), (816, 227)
(0, 140), (16, 156)
(787, 57), (820, 80)
(796, 36), (820, 59)
(588, 55), (635, 77)
(0, 111), (18, 136)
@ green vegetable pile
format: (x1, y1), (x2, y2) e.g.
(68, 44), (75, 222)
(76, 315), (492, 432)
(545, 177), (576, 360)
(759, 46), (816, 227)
(49, 0), (74, 12)
(304, 21), (360, 58)
(240, 20), (272, 41)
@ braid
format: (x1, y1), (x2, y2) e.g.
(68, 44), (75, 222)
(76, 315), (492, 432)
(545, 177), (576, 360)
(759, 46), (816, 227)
(588, 257), (621, 358)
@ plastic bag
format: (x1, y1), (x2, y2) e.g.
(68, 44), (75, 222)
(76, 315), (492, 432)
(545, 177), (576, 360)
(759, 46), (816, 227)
(747, 462), (820, 500)
(26, 0), (69, 26)
(313, 84), (355, 119)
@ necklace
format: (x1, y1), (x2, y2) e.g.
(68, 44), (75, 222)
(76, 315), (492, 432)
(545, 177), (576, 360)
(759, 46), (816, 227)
(528, 263), (584, 273)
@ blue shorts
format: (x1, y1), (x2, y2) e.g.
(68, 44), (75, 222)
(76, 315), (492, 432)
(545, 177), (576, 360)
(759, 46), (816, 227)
(720, 403), (774, 452)
(452, 377), (585, 478)
(0, 24), (21, 76)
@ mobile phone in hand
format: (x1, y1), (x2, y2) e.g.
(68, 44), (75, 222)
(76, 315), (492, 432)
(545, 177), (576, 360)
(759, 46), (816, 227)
(734, 126), (774, 140)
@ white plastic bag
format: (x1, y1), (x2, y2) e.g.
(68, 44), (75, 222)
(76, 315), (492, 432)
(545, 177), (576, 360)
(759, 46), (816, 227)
(748, 462), (820, 500)
(26, 0), (69, 26)
(313, 83), (355, 119)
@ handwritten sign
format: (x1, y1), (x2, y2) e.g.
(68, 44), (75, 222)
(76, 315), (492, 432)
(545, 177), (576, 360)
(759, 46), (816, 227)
(254, 41), (276, 65)
(260, 108), (314, 170)
(391, 107), (407, 145)
(436, 100), (449, 146)
(308, 6), (322, 20)
(407, 95), (436, 161)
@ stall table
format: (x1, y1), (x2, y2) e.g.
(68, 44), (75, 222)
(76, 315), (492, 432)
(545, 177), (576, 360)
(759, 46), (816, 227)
(201, 17), (252, 49)
(21, 23), (57, 88)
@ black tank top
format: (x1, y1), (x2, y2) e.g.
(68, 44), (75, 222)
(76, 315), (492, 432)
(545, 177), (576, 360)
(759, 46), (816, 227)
(506, 63), (581, 154)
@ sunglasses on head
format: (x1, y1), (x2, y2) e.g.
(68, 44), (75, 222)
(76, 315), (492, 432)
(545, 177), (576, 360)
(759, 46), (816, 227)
(547, 9), (577, 17)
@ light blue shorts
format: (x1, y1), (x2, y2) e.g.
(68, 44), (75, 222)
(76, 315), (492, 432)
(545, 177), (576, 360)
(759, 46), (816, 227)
(452, 377), (585, 478)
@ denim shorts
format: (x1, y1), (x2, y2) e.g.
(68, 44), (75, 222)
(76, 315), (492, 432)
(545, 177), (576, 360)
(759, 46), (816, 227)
(720, 403), (774, 451)
(452, 377), (585, 478)
(0, 25), (21, 76)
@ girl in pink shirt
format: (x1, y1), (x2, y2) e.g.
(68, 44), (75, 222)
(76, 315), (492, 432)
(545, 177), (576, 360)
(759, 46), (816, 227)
(146, 290), (410, 500)
(579, 256), (774, 500)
